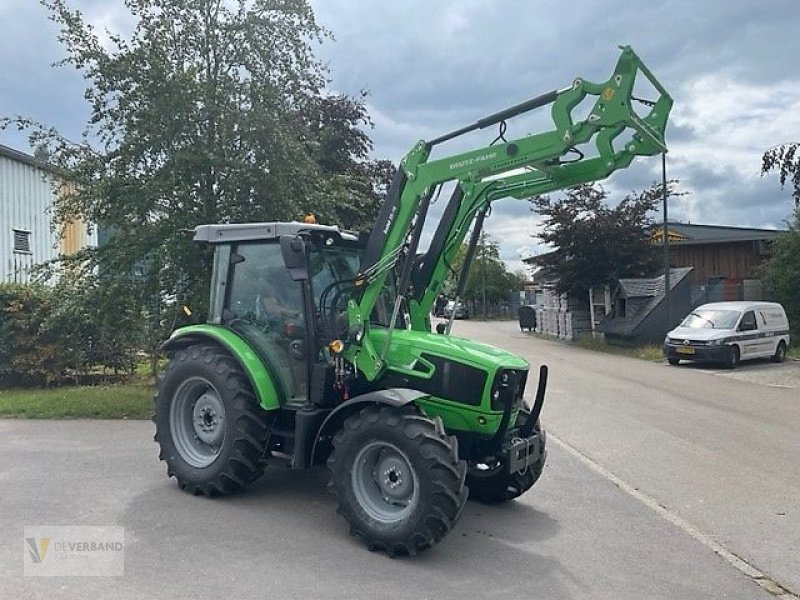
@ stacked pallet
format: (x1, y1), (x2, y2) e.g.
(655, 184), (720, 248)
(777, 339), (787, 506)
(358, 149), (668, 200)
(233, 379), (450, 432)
(534, 289), (592, 340)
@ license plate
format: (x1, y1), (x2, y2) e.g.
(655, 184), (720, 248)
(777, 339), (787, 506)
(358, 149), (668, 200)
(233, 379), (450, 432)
(676, 346), (695, 355)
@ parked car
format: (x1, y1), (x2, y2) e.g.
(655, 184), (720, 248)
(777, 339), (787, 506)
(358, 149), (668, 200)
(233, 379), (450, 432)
(663, 301), (790, 368)
(443, 300), (470, 320)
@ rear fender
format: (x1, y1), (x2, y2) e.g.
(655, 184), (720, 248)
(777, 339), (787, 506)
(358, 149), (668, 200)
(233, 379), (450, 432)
(162, 325), (281, 411)
(310, 388), (428, 466)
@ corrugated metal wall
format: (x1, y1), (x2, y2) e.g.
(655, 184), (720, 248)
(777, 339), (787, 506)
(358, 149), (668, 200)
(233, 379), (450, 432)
(0, 153), (58, 284)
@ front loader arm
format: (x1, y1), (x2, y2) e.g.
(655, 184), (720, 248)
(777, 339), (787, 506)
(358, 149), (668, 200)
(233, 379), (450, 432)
(346, 45), (672, 380)
(407, 133), (650, 329)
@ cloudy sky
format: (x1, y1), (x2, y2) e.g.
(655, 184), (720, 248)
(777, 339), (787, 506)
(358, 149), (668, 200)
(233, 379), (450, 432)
(2, 0), (799, 273)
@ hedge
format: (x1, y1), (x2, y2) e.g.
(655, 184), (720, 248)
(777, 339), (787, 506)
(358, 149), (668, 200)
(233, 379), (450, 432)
(0, 281), (144, 386)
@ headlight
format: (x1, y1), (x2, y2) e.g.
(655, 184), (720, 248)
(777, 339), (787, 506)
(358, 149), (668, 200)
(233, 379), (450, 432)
(664, 336), (670, 344)
(708, 339), (723, 346)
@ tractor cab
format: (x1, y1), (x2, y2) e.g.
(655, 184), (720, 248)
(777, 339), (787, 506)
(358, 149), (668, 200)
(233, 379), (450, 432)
(194, 221), (395, 408)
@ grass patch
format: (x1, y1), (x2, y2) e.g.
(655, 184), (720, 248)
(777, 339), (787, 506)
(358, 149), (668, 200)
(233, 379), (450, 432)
(0, 384), (153, 419)
(574, 333), (663, 362)
(788, 345), (800, 360)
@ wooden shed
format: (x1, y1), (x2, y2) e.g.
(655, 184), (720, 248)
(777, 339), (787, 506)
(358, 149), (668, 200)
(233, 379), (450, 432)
(600, 267), (694, 345)
(652, 222), (785, 283)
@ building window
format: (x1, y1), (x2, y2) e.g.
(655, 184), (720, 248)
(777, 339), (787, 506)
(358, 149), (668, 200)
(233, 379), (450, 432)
(13, 229), (31, 253)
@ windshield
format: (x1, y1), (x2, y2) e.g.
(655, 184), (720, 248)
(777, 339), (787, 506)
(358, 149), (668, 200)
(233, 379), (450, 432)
(680, 309), (741, 329)
(308, 243), (399, 335)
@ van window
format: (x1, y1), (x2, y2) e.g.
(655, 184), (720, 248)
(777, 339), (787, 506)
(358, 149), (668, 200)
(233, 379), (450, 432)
(739, 311), (757, 332)
(680, 309), (740, 329)
(758, 311), (768, 327)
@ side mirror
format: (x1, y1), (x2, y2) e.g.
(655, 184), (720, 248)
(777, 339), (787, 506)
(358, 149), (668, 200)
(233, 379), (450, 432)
(280, 235), (308, 281)
(436, 322), (447, 335)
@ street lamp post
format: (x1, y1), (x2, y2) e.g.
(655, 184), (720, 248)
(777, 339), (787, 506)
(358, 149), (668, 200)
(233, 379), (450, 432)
(662, 152), (671, 329)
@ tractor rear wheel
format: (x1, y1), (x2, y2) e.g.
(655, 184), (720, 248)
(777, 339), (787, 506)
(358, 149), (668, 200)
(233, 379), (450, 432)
(153, 345), (272, 496)
(327, 405), (467, 557)
(466, 412), (546, 503)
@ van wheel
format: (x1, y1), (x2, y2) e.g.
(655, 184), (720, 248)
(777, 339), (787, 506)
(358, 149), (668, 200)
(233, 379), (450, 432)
(667, 357), (680, 366)
(771, 341), (787, 363)
(725, 345), (740, 369)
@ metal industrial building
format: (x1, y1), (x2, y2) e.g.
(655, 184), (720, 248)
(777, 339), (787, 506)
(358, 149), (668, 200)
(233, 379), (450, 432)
(0, 143), (95, 283)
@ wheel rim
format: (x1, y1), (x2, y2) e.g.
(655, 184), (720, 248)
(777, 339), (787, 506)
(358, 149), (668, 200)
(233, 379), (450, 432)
(778, 343), (786, 360)
(352, 441), (419, 523)
(731, 346), (739, 366)
(169, 377), (226, 468)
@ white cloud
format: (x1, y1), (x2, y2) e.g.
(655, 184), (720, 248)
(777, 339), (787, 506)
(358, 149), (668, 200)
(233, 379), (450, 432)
(85, 4), (135, 53)
(672, 75), (800, 177)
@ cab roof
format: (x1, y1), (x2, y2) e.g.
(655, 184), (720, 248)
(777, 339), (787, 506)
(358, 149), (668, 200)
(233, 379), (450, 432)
(193, 221), (361, 245)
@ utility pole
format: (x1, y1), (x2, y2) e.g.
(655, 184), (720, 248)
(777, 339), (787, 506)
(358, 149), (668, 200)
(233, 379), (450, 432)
(481, 232), (488, 319)
(662, 152), (671, 329)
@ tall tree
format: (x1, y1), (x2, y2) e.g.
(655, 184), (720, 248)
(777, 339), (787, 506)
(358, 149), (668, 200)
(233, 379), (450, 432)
(447, 233), (524, 311)
(762, 144), (800, 207)
(763, 208), (800, 335)
(529, 183), (674, 296)
(2, 0), (390, 342)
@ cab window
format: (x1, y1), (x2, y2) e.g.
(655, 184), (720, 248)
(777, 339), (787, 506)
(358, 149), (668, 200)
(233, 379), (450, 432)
(738, 311), (757, 332)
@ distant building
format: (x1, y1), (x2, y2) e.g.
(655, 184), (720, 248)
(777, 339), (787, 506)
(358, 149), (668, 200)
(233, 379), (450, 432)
(652, 222), (785, 283)
(0, 143), (96, 283)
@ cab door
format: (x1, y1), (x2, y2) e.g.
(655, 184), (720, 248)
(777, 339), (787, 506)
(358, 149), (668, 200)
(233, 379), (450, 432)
(736, 310), (759, 357)
(224, 242), (309, 406)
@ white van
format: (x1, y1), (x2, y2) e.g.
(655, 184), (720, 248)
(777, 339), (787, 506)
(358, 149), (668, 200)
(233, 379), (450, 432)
(663, 301), (790, 368)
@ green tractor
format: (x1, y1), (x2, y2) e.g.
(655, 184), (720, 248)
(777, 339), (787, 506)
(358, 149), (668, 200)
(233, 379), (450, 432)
(153, 46), (672, 556)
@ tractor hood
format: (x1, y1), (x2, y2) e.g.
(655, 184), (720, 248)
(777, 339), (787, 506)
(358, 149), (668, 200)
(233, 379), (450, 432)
(369, 328), (529, 373)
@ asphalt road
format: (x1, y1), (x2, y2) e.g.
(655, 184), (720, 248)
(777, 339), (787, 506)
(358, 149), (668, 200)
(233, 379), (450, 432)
(452, 319), (800, 597)
(0, 321), (797, 599)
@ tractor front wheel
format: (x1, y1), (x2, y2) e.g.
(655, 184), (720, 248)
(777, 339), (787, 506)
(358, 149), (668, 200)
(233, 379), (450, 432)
(153, 345), (272, 496)
(327, 405), (467, 557)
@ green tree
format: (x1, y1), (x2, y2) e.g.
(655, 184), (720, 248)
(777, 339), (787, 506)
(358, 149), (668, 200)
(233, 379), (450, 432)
(762, 144), (800, 207)
(763, 209), (800, 336)
(530, 183), (673, 296)
(447, 233), (523, 316)
(2, 0), (391, 365)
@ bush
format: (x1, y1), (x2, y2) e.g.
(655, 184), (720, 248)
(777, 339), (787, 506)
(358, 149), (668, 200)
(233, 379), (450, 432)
(764, 209), (800, 338)
(0, 284), (56, 384)
(0, 278), (144, 386)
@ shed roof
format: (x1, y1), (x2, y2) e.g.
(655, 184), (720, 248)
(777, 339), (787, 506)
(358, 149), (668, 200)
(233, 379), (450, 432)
(653, 222), (785, 245)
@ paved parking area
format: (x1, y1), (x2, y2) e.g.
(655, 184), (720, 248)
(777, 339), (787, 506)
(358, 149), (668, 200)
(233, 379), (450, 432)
(0, 420), (778, 600)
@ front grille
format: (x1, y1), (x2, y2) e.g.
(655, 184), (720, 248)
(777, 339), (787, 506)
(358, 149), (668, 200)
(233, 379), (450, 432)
(382, 355), (489, 406)
(669, 338), (708, 346)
